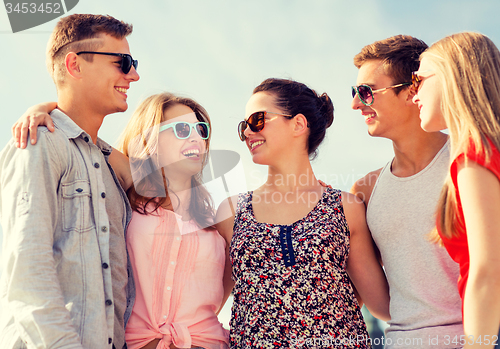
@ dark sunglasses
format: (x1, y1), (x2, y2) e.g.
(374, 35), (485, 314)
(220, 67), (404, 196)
(238, 111), (293, 141)
(351, 82), (410, 106)
(411, 70), (434, 92)
(159, 121), (210, 140)
(76, 51), (138, 74)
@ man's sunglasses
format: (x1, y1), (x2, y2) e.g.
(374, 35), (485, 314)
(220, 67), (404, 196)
(411, 70), (434, 92)
(159, 121), (210, 140)
(351, 82), (410, 106)
(76, 51), (138, 74)
(238, 111), (293, 141)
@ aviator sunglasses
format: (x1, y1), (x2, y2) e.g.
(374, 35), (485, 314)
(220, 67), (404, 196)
(76, 51), (138, 74)
(159, 121), (210, 140)
(351, 82), (410, 106)
(238, 111), (293, 141)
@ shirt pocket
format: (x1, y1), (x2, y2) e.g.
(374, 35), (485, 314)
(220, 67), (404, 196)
(61, 179), (95, 233)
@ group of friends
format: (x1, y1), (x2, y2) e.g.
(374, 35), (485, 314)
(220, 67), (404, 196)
(0, 12), (499, 349)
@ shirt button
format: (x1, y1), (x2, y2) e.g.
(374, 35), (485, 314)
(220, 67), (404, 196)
(163, 315), (167, 319)
(170, 261), (175, 265)
(101, 192), (106, 198)
(176, 237), (180, 241)
(101, 226), (108, 233)
(94, 163), (100, 169)
(102, 263), (109, 269)
(108, 338), (112, 344)
(84, 136), (89, 142)
(166, 286), (171, 291)
(105, 299), (112, 306)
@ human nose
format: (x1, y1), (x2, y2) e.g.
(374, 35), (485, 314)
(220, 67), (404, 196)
(127, 65), (140, 82)
(188, 125), (202, 141)
(412, 92), (420, 105)
(351, 90), (363, 110)
(243, 123), (254, 140)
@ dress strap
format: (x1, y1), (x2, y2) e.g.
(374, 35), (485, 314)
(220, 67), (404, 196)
(235, 191), (252, 215)
(318, 179), (332, 188)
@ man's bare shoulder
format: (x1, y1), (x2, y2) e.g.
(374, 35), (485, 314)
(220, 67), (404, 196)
(350, 168), (383, 206)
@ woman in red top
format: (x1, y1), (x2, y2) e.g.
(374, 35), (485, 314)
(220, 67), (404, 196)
(412, 32), (500, 348)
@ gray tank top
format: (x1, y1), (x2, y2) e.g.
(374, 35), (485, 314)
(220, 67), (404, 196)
(367, 141), (463, 348)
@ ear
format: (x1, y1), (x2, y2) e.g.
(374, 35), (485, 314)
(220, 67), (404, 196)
(292, 113), (309, 136)
(405, 86), (417, 106)
(65, 52), (82, 79)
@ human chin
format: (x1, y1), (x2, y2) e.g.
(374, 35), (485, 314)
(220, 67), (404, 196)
(116, 102), (129, 113)
(366, 123), (382, 137)
(115, 92), (130, 112)
(250, 147), (275, 166)
(420, 112), (444, 132)
(162, 158), (200, 179)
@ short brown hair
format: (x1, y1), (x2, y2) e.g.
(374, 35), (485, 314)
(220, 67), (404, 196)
(354, 35), (428, 94)
(46, 14), (133, 85)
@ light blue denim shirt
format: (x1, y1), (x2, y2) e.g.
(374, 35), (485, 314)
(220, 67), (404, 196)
(0, 109), (134, 349)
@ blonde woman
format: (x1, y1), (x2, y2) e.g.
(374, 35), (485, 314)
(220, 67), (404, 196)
(412, 32), (500, 348)
(12, 93), (229, 349)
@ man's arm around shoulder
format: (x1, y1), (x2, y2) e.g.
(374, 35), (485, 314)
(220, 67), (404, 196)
(0, 129), (83, 348)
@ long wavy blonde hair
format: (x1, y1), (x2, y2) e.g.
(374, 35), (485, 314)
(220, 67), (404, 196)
(118, 92), (215, 228)
(421, 32), (500, 239)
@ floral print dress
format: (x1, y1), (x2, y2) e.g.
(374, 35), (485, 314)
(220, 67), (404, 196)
(229, 188), (370, 348)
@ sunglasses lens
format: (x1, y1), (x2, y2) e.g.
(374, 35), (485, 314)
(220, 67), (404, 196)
(175, 123), (191, 139)
(120, 55), (131, 74)
(238, 111), (268, 141)
(412, 72), (421, 91)
(247, 112), (265, 132)
(196, 123), (209, 139)
(351, 86), (357, 99)
(238, 121), (247, 141)
(121, 55), (137, 74)
(357, 85), (373, 105)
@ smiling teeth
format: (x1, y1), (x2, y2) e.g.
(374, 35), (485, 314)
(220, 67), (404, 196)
(183, 149), (200, 157)
(365, 114), (376, 119)
(115, 87), (127, 93)
(251, 140), (265, 150)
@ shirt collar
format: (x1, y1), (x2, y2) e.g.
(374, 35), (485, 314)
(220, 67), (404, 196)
(50, 109), (113, 156)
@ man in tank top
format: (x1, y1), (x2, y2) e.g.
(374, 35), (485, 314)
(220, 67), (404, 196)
(350, 35), (463, 349)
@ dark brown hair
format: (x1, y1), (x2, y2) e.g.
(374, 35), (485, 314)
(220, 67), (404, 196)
(253, 78), (334, 159)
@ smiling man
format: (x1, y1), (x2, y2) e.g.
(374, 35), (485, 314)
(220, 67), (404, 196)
(0, 14), (139, 349)
(350, 35), (463, 348)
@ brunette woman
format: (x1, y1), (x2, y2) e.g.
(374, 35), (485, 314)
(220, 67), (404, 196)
(216, 78), (390, 348)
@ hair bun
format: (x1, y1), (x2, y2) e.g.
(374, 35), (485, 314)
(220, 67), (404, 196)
(253, 78), (335, 158)
(317, 93), (334, 128)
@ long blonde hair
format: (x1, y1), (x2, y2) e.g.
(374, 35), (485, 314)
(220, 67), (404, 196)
(422, 32), (500, 239)
(118, 92), (215, 228)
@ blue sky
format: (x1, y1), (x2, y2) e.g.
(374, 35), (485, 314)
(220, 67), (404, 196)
(1, 0), (499, 272)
